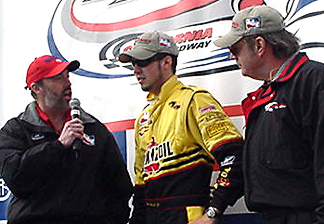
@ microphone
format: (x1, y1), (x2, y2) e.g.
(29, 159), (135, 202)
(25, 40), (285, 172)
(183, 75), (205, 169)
(69, 98), (82, 158)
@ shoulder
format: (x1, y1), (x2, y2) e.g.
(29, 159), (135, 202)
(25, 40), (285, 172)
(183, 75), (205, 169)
(303, 59), (324, 71)
(180, 85), (208, 93)
(296, 59), (324, 84)
(0, 117), (23, 136)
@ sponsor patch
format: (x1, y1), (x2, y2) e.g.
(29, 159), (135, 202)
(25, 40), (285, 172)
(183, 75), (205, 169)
(143, 162), (161, 175)
(139, 112), (152, 126)
(203, 112), (227, 122)
(159, 38), (172, 48)
(31, 133), (45, 141)
(0, 178), (11, 202)
(264, 102), (287, 112)
(169, 101), (181, 109)
(206, 122), (229, 137)
(199, 105), (216, 114)
(83, 134), (95, 146)
(135, 38), (151, 44)
(220, 155), (236, 167)
(232, 21), (239, 27)
(245, 17), (261, 30)
(214, 167), (232, 189)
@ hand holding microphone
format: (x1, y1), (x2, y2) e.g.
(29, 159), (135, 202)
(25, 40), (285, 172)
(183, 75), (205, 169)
(58, 98), (83, 158)
(69, 98), (82, 153)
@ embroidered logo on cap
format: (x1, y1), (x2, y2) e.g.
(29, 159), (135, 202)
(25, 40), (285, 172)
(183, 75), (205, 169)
(245, 17), (261, 30)
(159, 38), (172, 48)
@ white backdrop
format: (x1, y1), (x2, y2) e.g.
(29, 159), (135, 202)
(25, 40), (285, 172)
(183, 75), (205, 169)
(1, 0), (324, 222)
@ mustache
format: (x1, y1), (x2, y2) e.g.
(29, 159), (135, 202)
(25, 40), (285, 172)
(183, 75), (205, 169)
(63, 87), (72, 93)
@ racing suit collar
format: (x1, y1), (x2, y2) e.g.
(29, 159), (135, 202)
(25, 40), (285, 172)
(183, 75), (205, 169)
(147, 75), (181, 103)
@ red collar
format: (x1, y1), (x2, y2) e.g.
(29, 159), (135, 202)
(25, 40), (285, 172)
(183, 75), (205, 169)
(35, 103), (71, 134)
(241, 53), (309, 125)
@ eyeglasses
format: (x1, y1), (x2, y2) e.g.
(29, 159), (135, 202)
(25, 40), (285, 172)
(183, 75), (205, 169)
(131, 54), (166, 68)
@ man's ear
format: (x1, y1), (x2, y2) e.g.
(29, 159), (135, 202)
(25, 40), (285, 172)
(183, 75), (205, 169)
(255, 36), (266, 56)
(30, 83), (40, 93)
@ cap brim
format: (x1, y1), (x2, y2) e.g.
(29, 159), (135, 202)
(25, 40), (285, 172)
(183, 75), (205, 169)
(214, 32), (243, 48)
(67, 60), (80, 72)
(119, 47), (156, 63)
(46, 60), (80, 79)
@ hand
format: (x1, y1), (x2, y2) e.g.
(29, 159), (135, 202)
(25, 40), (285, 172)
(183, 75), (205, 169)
(58, 118), (84, 147)
(188, 214), (219, 224)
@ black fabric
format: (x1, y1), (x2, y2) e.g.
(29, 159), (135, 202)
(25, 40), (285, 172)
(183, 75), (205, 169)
(0, 102), (132, 224)
(242, 53), (324, 222)
(262, 212), (315, 224)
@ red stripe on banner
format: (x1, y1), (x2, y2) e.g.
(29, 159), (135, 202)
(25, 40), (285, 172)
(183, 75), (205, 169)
(105, 105), (243, 132)
(70, 0), (219, 32)
(105, 118), (135, 132)
(224, 104), (243, 117)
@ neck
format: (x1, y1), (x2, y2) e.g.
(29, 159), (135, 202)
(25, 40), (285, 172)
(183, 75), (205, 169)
(38, 102), (67, 125)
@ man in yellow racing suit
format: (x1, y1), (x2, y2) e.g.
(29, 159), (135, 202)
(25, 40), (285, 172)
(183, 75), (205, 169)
(119, 31), (244, 224)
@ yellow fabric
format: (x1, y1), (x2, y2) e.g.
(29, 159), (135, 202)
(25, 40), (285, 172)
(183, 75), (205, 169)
(186, 206), (205, 222)
(134, 75), (242, 185)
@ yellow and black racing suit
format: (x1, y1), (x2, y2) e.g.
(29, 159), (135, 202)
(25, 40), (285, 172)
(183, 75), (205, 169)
(131, 75), (244, 224)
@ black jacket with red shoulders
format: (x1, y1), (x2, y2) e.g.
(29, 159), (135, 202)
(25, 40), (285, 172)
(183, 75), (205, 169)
(242, 52), (324, 222)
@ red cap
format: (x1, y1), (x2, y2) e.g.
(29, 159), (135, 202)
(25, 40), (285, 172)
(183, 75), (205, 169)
(26, 55), (80, 89)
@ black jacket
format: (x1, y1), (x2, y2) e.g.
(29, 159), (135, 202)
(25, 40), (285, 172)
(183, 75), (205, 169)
(0, 102), (132, 224)
(242, 53), (324, 222)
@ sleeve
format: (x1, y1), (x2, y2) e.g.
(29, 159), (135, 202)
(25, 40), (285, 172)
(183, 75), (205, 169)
(313, 90), (324, 223)
(187, 91), (244, 212)
(0, 118), (68, 198)
(129, 116), (147, 224)
(103, 131), (133, 224)
(303, 65), (324, 223)
(129, 184), (146, 224)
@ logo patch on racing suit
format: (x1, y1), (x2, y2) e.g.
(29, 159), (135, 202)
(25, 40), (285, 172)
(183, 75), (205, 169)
(143, 137), (173, 175)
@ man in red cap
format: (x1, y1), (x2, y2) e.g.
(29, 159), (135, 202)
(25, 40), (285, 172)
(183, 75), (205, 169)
(0, 55), (132, 224)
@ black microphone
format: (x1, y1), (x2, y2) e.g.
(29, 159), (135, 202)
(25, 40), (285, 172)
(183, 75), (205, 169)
(69, 98), (82, 158)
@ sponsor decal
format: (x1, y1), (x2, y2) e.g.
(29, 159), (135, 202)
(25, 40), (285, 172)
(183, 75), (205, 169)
(0, 178), (11, 202)
(232, 21), (239, 27)
(143, 138), (173, 175)
(146, 201), (160, 208)
(31, 133), (45, 141)
(169, 101), (181, 109)
(264, 102), (287, 112)
(214, 167), (232, 188)
(159, 38), (172, 48)
(139, 126), (149, 137)
(220, 155), (236, 167)
(135, 39), (151, 44)
(143, 162), (161, 175)
(206, 122), (229, 137)
(83, 133), (95, 146)
(139, 112), (152, 126)
(204, 112), (227, 122)
(199, 105), (216, 114)
(245, 17), (261, 30)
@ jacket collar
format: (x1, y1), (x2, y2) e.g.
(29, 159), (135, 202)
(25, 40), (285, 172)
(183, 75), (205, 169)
(242, 52), (309, 125)
(20, 101), (96, 128)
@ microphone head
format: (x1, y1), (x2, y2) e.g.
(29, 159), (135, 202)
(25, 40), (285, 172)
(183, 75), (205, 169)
(69, 98), (80, 109)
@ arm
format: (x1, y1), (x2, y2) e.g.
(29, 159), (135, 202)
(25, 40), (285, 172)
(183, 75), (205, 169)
(103, 131), (133, 224)
(0, 118), (85, 198)
(129, 117), (147, 224)
(188, 92), (244, 221)
(129, 184), (147, 224)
